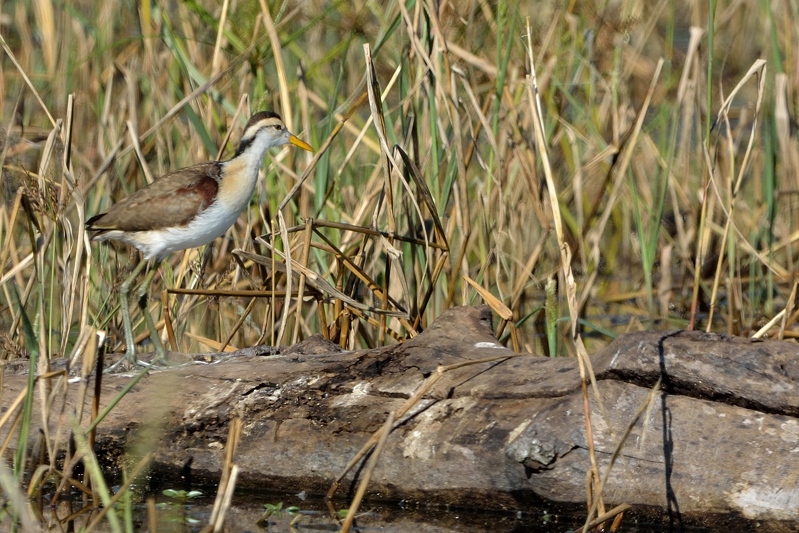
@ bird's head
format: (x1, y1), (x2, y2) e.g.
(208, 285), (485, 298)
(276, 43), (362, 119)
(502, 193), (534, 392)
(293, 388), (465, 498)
(235, 111), (314, 157)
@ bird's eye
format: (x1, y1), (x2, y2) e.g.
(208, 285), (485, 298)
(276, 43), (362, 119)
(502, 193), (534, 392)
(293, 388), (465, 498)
(274, 124), (283, 131)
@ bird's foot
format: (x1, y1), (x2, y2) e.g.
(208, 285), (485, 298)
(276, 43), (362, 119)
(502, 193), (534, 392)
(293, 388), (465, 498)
(104, 350), (168, 373)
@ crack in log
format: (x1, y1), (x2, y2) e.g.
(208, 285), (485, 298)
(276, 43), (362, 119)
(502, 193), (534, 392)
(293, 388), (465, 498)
(600, 369), (799, 418)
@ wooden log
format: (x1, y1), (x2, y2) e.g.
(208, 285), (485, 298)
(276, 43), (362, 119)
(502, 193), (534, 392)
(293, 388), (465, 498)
(4, 306), (799, 530)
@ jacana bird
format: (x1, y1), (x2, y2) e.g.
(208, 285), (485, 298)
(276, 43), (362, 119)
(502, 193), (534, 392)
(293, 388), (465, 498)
(87, 111), (313, 368)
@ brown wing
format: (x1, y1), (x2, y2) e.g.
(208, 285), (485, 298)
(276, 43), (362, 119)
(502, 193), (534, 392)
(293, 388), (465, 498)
(87, 162), (222, 233)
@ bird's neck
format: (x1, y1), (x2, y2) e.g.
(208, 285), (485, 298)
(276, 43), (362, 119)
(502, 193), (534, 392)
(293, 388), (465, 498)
(233, 135), (254, 158)
(232, 132), (274, 174)
(216, 134), (272, 209)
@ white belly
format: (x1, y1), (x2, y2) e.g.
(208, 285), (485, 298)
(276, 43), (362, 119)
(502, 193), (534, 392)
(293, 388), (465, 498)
(101, 200), (247, 260)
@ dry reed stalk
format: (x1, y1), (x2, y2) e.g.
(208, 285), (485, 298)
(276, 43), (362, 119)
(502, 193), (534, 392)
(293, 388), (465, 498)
(147, 497), (158, 533)
(275, 211), (293, 347)
(182, 331), (239, 352)
(291, 218), (314, 344)
(338, 411), (395, 533)
(582, 379), (662, 532)
(276, 218), (447, 249)
(0, 34), (56, 127)
(463, 273), (513, 323)
(237, 248), (407, 318)
(0, 456), (38, 531)
(220, 296), (258, 351)
(524, 16), (643, 526)
(585, 503), (632, 531)
(705, 59), (767, 330)
(205, 417), (242, 532)
(162, 288), (179, 351)
(258, 0), (291, 131)
(778, 280), (798, 340)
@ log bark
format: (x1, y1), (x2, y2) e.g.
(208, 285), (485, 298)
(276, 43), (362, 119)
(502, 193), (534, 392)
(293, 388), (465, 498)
(5, 306), (799, 530)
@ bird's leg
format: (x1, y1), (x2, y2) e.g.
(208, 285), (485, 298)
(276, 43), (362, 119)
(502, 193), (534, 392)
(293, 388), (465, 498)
(136, 261), (167, 365)
(119, 257), (150, 363)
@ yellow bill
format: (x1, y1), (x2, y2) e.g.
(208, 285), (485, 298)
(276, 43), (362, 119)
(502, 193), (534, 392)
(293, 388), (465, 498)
(289, 134), (314, 152)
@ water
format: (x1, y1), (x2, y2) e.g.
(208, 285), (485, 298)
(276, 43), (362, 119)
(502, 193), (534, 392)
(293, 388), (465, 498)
(50, 490), (727, 532)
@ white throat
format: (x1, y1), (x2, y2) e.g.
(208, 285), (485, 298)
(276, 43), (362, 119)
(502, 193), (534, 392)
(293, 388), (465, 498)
(218, 131), (281, 212)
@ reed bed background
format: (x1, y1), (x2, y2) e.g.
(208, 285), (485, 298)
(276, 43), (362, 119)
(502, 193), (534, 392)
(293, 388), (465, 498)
(2, 1), (795, 358)
(0, 0), (797, 530)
